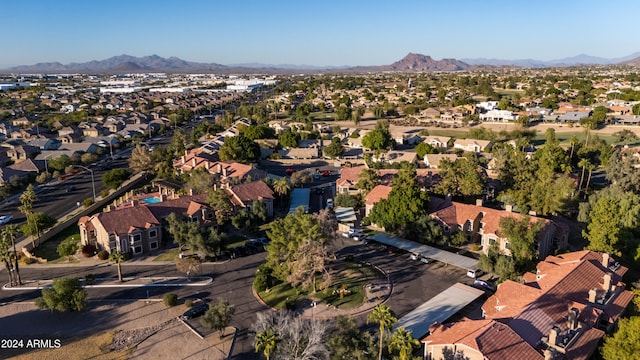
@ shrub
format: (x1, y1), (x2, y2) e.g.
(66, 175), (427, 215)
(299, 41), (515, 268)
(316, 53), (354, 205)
(163, 293), (178, 307)
(185, 299), (194, 308)
(85, 273), (96, 285)
(284, 297), (297, 311)
(20, 256), (36, 265)
(254, 271), (269, 292)
(97, 250), (109, 260)
(470, 244), (481, 252)
(83, 198), (94, 207)
(100, 189), (109, 198)
(81, 244), (97, 257)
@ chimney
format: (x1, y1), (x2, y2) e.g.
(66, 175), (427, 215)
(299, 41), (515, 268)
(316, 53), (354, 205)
(217, 163), (223, 174)
(603, 272), (612, 291)
(445, 193), (452, 202)
(222, 168), (228, 177)
(602, 253), (610, 268)
(181, 155), (186, 164)
(131, 200), (138, 207)
(192, 158), (196, 167)
(184, 149), (188, 156)
(567, 308), (579, 331)
(476, 198), (484, 207)
(548, 326), (560, 347)
(189, 188), (194, 196)
(588, 288), (597, 303)
(205, 160), (210, 170)
(505, 204), (513, 212)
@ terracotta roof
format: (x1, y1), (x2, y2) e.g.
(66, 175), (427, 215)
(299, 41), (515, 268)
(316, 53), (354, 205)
(482, 280), (542, 320)
(365, 185), (393, 205)
(226, 180), (274, 207)
(424, 320), (543, 360)
(96, 205), (160, 235)
(147, 193), (208, 219)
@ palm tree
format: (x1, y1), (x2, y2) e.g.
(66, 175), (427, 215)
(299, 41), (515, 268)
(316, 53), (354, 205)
(255, 328), (278, 360)
(577, 158), (591, 192)
(2, 225), (21, 285)
(109, 251), (125, 282)
(367, 304), (398, 360)
(272, 177), (291, 209)
(584, 162), (596, 199)
(568, 135), (579, 160)
(389, 327), (420, 360)
(19, 184), (38, 247)
(0, 235), (15, 286)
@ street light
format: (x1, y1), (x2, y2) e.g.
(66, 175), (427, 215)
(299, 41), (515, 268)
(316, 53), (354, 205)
(44, 153), (55, 174)
(74, 165), (96, 202)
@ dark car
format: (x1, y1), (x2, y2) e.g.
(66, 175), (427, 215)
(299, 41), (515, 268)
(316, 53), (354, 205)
(285, 168), (296, 175)
(65, 186), (76, 193)
(321, 170), (331, 177)
(180, 301), (209, 320)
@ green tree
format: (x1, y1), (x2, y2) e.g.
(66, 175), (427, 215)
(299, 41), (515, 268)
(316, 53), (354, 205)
(272, 177), (291, 199)
(244, 125), (276, 140)
(102, 168), (131, 190)
(498, 216), (544, 267)
(334, 193), (362, 208)
(255, 328), (278, 360)
(633, 103), (640, 116)
(19, 184), (38, 247)
(290, 170), (313, 188)
(328, 316), (375, 360)
(435, 158), (486, 198)
(388, 327), (420, 360)
(47, 155), (71, 172)
(219, 136), (261, 163)
(605, 150), (640, 193)
(323, 137), (344, 158)
(20, 212), (56, 243)
(2, 225), (21, 286)
(355, 169), (380, 193)
(601, 316), (640, 360)
(265, 208), (324, 281)
(186, 168), (215, 194)
(207, 189), (235, 225)
(367, 304), (398, 360)
(415, 142), (438, 158)
(278, 129), (300, 148)
(0, 232), (16, 286)
(362, 120), (393, 151)
(368, 184), (430, 239)
(57, 237), (79, 262)
(109, 251), (125, 282)
(200, 298), (236, 336)
(579, 188), (640, 255)
(36, 277), (87, 312)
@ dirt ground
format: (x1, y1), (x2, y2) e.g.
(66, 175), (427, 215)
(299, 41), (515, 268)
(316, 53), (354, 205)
(0, 301), (232, 360)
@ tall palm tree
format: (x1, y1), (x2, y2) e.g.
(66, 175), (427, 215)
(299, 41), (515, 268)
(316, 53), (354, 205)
(272, 177), (291, 209)
(389, 327), (420, 360)
(568, 135), (579, 160)
(109, 251), (125, 282)
(584, 162), (596, 199)
(2, 225), (21, 285)
(0, 235), (15, 286)
(367, 304), (398, 360)
(577, 158), (591, 192)
(19, 184), (38, 247)
(255, 328), (278, 360)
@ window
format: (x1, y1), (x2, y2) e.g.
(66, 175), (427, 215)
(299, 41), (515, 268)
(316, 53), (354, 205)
(489, 238), (496, 245)
(134, 246), (143, 254)
(149, 230), (157, 238)
(130, 233), (141, 245)
(505, 241), (511, 250)
(150, 242), (158, 250)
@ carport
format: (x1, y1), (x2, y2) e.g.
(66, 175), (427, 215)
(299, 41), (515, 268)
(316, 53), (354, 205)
(369, 233), (478, 271)
(394, 283), (485, 339)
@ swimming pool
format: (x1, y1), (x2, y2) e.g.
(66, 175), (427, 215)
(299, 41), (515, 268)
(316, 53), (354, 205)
(140, 196), (162, 204)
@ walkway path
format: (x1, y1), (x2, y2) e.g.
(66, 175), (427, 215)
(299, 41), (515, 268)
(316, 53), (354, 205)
(2, 276), (212, 291)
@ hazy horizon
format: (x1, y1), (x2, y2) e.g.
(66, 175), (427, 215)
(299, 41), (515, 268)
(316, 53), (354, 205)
(3, 0), (640, 68)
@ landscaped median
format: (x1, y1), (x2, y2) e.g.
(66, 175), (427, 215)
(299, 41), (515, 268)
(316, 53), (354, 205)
(2, 276), (213, 290)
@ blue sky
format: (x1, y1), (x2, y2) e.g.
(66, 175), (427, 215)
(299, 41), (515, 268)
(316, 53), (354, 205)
(2, 0), (639, 68)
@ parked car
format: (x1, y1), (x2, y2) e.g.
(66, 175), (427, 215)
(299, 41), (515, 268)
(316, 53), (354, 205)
(253, 237), (269, 245)
(0, 215), (13, 225)
(321, 170), (331, 177)
(65, 186), (75, 193)
(326, 198), (334, 209)
(349, 229), (365, 241)
(473, 279), (496, 293)
(285, 168), (296, 175)
(466, 269), (482, 279)
(180, 301), (209, 320)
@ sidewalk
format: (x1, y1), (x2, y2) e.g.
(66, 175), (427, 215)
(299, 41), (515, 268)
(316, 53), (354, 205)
(2, 275), (213, 291)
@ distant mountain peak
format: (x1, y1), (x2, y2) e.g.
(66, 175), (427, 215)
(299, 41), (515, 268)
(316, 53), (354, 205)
(385, 53), (469, 71)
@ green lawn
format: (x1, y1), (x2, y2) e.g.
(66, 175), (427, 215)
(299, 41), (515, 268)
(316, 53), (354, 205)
(258, 261), (385, 310)
(32, 225), (81, 264)
(223, 234), (248, 249)
(153, 248), (180, 262)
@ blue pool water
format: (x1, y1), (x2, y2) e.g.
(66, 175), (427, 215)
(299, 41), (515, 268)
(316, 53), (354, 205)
(141, 197), (162, 204)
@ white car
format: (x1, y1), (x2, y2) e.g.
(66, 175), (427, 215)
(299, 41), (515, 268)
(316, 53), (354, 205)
(0, 215), (12, 225)
(326, 198), (334, 209)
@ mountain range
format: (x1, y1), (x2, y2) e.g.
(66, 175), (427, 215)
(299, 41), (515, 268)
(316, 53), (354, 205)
(3, 52), (640, 74)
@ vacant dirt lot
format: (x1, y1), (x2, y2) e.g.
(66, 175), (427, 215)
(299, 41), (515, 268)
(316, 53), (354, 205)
(0, 301), (229, 360)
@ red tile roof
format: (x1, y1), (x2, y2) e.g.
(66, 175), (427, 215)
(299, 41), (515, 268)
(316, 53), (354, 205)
(96, 205), (160, 235)
(364, 185), (393, 205)
(226, 180), (274, 206)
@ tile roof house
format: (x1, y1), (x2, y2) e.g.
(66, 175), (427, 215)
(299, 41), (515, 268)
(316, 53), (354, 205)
(423, 154), (459, 169)
(422, 251), (633, 360)
(364, 185), (393, 217)
(225, 180), (275, 217)
(453, 139), (493, 153)
(429, 201), (568, 259)
(78, 194), (213, 255)
(422, 136), (451, 149)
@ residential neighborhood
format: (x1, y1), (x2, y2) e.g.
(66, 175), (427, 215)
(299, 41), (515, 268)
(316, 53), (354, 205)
(2, 60), (640, 360)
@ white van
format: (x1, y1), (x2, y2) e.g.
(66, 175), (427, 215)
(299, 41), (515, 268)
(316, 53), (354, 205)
(466, 269), (482, 279)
